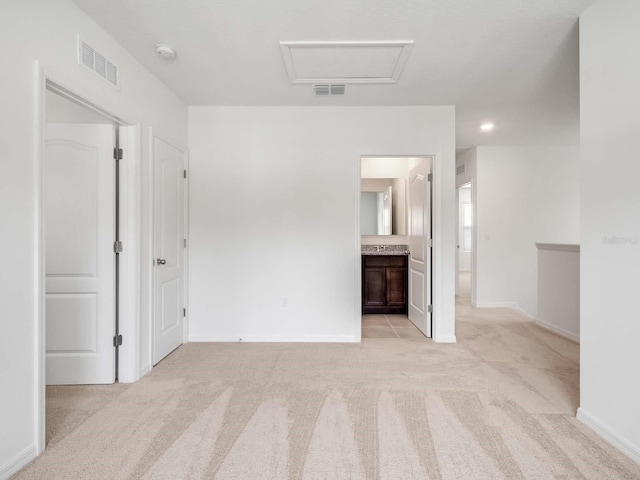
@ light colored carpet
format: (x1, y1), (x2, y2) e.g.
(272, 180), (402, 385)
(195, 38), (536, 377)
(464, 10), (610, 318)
(14, 297), (640, 479)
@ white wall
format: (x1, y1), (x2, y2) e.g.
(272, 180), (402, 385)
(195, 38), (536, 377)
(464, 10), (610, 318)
(536, 244), (580, 342)
(361, 156), (408, 178)
(188, 106), (456, 343)
(0, 0), (187, 476)
(474, 146), (580, 317)
(455, 148), (477, 188)
(578, 0), (640, 462)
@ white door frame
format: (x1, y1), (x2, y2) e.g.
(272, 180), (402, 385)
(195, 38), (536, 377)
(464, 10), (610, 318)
(34, 63), (142, 454)
(356, 154), (449, 342)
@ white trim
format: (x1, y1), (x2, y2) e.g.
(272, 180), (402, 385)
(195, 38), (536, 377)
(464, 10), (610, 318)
(117, 125), (142, 383)
(431, 152), (456, 344)
(47, 79), (123, 123)
(139, 362), (152, 379)
(0, 444), (37, 480)
(470, 178), (477, 306)
(183, 149), (190, 344)
(355, 153), (363, 341)
(535, 319), (580, 343)
(474, 302), (537, 321)
(189, 335), (360, 343)
(143, 127), (155, 371)
(279, 40), (414, 84)
(431, 152), (441, 340)
(474, 301), (518, 308)
(33, 61), (46, 456)
(577, 408), (640, 465)
(535, 243), (580, 252)
(454, 185), (459, 295)
(511, 305), (534, 319)
(433, 334), (457, 344)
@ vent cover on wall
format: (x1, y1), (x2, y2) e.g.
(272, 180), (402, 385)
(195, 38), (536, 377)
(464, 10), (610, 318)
(78, 37), (119, 88)
(456, 164), (466, 175)
(313, 84), (346, 96)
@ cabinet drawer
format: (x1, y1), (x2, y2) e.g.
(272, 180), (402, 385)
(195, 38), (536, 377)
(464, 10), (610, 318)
(362, 255), (407, 267)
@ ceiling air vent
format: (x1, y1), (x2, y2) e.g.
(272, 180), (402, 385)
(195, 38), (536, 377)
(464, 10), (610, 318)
(78, 37), (120, 88)
(313, 84), (346, 96)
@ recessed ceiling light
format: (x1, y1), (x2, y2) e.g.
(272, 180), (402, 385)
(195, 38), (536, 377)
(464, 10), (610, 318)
(156, 44), (176, 59)
(480, 122), (494, 132)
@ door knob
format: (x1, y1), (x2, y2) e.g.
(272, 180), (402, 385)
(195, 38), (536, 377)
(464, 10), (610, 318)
(156, 258), (167, 265)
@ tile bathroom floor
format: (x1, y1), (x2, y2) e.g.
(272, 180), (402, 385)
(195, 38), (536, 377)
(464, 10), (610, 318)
(361, 314), (428, 339)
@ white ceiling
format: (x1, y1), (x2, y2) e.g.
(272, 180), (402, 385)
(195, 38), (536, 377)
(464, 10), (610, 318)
(72, 0), (595, 147)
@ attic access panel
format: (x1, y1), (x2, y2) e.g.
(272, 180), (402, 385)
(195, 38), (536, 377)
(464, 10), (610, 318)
(280, 41), (413, 84)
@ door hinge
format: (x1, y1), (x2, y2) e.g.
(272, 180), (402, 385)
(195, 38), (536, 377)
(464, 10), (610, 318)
(114, 147), (123, 161)
(427, 173), (432, 182)
(113, 240), (123, 253)
(183, 169), (187, 179)
(427, 305), (433, 313)
(183, 238), (187, 248)
(183, 307), (186, 317)
(427, 239), (433, 248)
(113, 334), (123, 347)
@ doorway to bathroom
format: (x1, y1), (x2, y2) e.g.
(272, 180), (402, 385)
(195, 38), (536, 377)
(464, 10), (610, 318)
(359, 156), (433, 340)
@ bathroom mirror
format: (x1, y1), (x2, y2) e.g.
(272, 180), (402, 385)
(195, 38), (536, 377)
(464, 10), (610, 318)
(360, 178), (407, 236)
(361, 188), (392, 235)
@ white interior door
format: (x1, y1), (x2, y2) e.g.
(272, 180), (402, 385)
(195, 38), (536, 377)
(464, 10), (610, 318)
(408, 158), (432, 337)
(153, 137), (185, 365)
(45, 124), (115, 385)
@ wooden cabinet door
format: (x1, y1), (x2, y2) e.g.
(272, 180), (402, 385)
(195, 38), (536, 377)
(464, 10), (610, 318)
(363, 267), (386, 307)
(386, 267), (407, 307)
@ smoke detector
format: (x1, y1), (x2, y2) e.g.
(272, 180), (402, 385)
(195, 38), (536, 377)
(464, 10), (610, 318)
(155, 44), (176, 59)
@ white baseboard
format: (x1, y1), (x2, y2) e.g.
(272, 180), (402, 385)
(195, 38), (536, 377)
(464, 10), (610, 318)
(535, 318), (580, 343)
(474, 302), (537, 321)
(188, 334), (360, 343)
(0, 444), (37, 480)
(511, 305), (535, 319)
(474, 301), (518, 309)
(577, 408), (640, 465)
(434, 334), (457, 343)
(139, 362), (152, 378)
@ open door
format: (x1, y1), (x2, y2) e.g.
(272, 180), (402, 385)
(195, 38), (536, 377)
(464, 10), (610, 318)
(408, 158), (432, 337)
(45, 124), (116, 385)
(153, 137), (185, 364)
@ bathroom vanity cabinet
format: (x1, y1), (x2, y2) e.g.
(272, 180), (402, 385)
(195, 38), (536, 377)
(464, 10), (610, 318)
(361, 254), (408, 314)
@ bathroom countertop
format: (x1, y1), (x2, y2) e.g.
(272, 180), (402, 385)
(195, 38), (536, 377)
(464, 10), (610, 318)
(361, 245), (409, 256)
